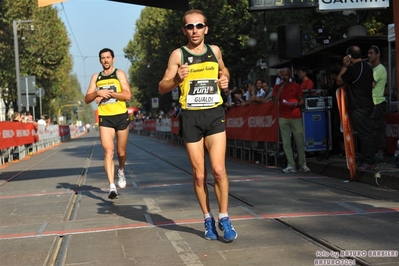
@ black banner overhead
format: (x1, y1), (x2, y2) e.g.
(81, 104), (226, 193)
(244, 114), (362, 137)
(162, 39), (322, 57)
(249, 0), (317, 11)
(108, 0), (190, 11)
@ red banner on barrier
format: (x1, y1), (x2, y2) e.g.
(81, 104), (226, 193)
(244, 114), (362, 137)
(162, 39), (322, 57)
(0, 122), (37, 149)
(385, 113), (399, 154)
(144, 120), (156, 131)
(59, 125), (70, 137)
(225, 102), (279, 142)
(171, 117), (179, 135)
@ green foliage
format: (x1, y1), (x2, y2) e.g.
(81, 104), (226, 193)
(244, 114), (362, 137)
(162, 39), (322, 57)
(0, 0), (90, 123)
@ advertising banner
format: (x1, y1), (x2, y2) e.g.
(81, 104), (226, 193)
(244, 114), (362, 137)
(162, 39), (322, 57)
(225, 102), (278, 142)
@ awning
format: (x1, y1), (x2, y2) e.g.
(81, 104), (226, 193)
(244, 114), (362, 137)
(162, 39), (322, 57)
(107, 0), (190, 11)
(270, 35), (388, 71)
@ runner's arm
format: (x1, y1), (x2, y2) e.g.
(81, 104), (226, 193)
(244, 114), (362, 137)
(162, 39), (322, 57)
(159, 49), (184, 94)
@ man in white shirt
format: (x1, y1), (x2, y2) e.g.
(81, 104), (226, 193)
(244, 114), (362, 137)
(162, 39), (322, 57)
(37, 115), (46, 126)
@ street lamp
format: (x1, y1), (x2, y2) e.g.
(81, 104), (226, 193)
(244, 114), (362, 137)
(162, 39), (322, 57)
(13, 19), (34, 112)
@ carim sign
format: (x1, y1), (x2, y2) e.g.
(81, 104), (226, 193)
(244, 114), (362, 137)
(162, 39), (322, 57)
(319, 0), (389, 11)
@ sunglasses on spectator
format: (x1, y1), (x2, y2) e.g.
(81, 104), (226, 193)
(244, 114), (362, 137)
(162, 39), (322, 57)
(371, 45), (380, 54)
(184, 23), (206, 30)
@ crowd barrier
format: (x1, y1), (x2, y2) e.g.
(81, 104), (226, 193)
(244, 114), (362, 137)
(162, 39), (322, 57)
(130, 103), (282, 165)
(0, 122), (85, 165)
(129, 103), (399, 165)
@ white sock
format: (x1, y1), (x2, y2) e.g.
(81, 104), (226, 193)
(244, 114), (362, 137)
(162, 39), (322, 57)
(110, 183), (116, 189)
(118, 169), (124, 174)
(219, 212), (228, 219)
(204, 212), (213, 219)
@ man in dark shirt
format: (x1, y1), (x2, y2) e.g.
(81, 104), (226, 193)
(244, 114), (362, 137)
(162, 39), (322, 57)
(336, 45), (376, 171)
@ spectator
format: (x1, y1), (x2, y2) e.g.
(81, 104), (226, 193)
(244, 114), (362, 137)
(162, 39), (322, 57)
(368, 45), (387, 162)
(242, 79), (251, 101)
(259, 80), (273, 103)
(37, 115), (47, 126)
(336, 45), (376, 171)
(275, 69), (282, 86)
(25, 111), (34, 123)
(232, 88), (245, 107)
(11, 112), (22, 122)
(169, 102), (178, 117)
(20, 113), (26, 123)
(298, 66), (315, 96)
(46, 116), (52, 126)
(253, 79), (266, 103)
(222, 88), (233, 110)
(243, 80), (256, 105)
(272, 67), (310, 173)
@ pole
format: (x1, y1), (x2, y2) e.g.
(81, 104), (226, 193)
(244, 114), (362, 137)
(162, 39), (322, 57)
(25, 77), (29, 112)
(13, 19), (34, 113)
(39, 89), (42, 118)
(13, 20), (21, 112)
(393, 0), (399, 103)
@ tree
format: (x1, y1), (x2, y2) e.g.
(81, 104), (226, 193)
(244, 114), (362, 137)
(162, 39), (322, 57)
(0, 0), (84, 122)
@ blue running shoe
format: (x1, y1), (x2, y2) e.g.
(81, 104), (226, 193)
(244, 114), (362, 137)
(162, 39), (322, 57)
(204, 217), (219, 240)
(218, 217), (237, 242)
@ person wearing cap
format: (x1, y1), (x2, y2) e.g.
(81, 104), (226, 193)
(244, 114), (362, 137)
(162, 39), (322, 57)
(368, 45), (387, 162)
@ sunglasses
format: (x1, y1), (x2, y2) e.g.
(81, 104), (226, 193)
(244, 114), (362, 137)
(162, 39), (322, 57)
(184, 23), (206, 30)
(371, 45), (380, 54)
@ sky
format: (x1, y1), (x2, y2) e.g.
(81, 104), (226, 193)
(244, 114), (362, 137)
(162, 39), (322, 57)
(55, 0), (144, 93)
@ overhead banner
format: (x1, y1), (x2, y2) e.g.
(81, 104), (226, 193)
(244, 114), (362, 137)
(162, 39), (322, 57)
(319, 0), (389, 11)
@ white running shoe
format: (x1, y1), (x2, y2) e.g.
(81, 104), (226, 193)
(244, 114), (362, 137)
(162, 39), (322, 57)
(282, 166), (296, 173)
(108, 185), (118, 199)
(301, 165), (311, 173)
(117, 169), (126, 189)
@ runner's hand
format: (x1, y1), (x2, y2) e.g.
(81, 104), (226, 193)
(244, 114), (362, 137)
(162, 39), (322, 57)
(175, 63), (189, 83)
(218, 71), (229, 89)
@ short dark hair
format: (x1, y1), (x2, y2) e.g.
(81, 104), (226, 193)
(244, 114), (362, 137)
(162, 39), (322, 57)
(369, 45), (382, 57)
(99, 48), (114, 58)
(346, 46), (362, 59)
(182, 9), (207, 26)
(233, 88), (242, 95)
(298, 66), (309, 74)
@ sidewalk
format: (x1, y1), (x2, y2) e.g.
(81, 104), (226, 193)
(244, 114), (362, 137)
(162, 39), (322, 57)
(306, 152), (399, 191)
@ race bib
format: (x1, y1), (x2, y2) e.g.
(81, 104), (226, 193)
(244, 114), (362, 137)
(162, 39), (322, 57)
(98, 85), (117, 104)
(186, 79), (219, 109)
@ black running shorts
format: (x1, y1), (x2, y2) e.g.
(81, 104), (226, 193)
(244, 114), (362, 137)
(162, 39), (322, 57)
(179, 106), (225, 143)
(99, 112), (130, 131)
